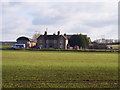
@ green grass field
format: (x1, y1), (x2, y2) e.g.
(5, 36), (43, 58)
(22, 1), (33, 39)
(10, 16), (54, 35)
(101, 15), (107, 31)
(107, 45), (119, 49)
(0, 46), (12, 49)
(2, 50), (118, 88)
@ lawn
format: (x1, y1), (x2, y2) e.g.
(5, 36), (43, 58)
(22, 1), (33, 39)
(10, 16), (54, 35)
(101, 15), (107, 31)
(2, 50), (118, 88)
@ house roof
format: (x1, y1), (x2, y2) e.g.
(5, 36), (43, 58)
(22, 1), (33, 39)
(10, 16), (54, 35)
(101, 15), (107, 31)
(45, 35), (59, 40)
(37, 35), (68, 40)
(61, 35), (68, 40)
(37, 34), (90, 40)
(66, 35), (72, 39)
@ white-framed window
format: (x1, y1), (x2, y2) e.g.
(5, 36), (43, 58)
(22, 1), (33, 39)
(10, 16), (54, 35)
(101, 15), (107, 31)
(46, 40), (49, 43)
(40, 45), (43, 48)
(60, 40), (63, 44)
(54, 44), (57, 48)
(60, 45), (63, 49)
(40, 40), (42, 43)
(54, 40), (57, 43)
(46, 45), (49, 48)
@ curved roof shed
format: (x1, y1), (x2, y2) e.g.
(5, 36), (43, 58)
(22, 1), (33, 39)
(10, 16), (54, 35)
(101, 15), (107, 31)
(16, 36), (33, 41)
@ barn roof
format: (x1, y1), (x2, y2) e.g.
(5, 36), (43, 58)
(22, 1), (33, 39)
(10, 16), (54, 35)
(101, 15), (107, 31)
(16, 36), (33, 41)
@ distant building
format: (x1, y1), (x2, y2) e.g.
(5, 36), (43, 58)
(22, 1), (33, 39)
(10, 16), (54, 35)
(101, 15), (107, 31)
(16, 36), (36, 48)
(89, 43), (108, 49)
(94, 38), (119, 44)
(37, 31), (68, 49)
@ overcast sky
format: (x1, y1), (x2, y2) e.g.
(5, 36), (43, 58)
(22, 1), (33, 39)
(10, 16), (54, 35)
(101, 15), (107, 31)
(1, 0), (119, 41)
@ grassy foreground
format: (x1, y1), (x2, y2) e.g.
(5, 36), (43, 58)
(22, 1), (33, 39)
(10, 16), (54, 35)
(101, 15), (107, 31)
(2, 50), (118, 88)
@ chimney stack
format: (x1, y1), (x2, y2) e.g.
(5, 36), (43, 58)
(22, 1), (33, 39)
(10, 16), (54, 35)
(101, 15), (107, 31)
(64, 33), (66, 36)
(53, 33), (56, 35)
(57, 31), (60, 36)
(44, 28), (48, 35)
(44, 31), (47, 35)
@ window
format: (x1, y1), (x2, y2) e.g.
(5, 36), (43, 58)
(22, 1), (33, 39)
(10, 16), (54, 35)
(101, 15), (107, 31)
(40, 40), (42, 43)
(40, 45), (43, 48)
(54, 40), (57, 43)
(60, 40), (63, 44)
(46, 40), (49, 43)
(46, 45), (49, 48)
(54, 44), (57, 48)
(60, 45), (63, 49)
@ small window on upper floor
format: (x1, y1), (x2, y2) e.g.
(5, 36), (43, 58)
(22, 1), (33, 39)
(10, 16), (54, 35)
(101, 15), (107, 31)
(46, 40), (49, 43)
(40, 40), (42, 43)
(60, 40), (63, 43)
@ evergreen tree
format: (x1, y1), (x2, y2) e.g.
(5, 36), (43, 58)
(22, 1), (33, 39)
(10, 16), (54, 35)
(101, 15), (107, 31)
(69, 34), (89, 49)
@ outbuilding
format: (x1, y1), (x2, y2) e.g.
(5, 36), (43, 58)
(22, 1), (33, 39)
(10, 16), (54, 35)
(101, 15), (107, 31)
(16, 36), (36, 48)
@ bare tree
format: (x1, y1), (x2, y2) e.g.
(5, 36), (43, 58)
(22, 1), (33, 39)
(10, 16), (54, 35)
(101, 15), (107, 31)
(32, 31), (40, 42)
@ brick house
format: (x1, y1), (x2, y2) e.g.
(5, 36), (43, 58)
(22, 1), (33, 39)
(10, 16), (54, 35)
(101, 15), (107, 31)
(37, 31), (68, 49)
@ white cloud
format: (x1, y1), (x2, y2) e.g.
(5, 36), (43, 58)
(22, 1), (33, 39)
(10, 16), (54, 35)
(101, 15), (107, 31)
(1, 0), (119, 2)
(1, 1), (118, 41)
